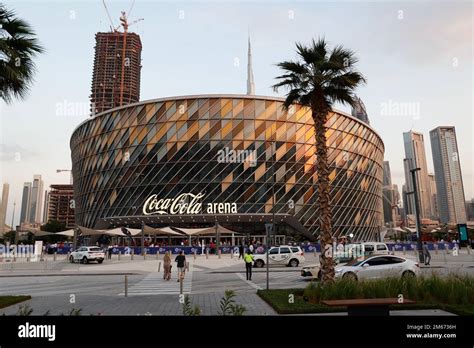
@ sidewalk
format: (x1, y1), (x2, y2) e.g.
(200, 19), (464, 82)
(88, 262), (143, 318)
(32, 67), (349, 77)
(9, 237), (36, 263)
(0, 292), (276, 316)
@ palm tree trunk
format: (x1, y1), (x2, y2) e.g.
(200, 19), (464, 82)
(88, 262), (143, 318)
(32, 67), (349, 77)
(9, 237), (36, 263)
(312, 107), (335, 284)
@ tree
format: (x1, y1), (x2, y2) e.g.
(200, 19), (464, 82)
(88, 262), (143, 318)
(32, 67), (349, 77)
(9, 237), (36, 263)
(0, 5), (44, 103)
(273, 38), (366, 283)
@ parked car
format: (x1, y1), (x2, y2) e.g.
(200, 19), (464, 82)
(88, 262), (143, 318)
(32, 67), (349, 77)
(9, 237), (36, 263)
(334, 242), (391, 263)
(334, 255), (419, 281)
(69, 246), (105, 264)
(301, 264), (321, 280)
(253, 245), (305, 267)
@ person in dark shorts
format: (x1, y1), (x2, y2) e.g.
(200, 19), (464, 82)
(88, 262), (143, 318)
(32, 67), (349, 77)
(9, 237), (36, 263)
(175, 251), (186, 282)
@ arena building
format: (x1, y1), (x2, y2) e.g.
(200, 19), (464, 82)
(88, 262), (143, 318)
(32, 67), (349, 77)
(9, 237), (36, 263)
(70, 94), (384, 242)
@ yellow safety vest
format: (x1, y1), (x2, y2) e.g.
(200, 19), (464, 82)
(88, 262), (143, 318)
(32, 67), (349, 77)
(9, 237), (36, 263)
(244, 253), (254, 263)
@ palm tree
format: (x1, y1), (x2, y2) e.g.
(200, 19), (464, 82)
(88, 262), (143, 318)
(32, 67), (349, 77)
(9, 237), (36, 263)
(273, 38), (366, 283)
(0, 5), (44, 103)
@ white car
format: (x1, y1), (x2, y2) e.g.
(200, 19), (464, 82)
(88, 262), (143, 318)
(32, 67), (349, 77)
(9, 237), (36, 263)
(253, 245), (305, 268)
(335, 255), (419, 281)
(69, 246), (105, 264)
(334, 242), (391, 263)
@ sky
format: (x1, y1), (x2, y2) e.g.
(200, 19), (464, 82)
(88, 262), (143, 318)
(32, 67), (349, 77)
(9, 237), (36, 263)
(1, 0), (473, 228)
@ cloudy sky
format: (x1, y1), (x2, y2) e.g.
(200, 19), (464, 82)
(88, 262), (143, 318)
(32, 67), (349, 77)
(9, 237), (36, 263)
(1, 0), (472, 227)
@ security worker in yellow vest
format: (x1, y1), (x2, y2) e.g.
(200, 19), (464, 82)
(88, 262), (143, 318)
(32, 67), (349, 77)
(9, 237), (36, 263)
(244, 249), (255, 280)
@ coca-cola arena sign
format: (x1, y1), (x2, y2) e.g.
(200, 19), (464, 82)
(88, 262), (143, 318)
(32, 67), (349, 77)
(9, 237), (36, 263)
(142, 192), (238, 215)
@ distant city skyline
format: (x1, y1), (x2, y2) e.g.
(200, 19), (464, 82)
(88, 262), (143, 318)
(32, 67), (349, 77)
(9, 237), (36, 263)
(1, 0), (472, 228)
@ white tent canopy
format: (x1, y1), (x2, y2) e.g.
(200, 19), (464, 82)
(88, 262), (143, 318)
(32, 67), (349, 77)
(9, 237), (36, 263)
(102, 227), (142, 236)
(56, 229), (75, 237)
(143, 225), (184, 236)
(174, 225), (241, 236)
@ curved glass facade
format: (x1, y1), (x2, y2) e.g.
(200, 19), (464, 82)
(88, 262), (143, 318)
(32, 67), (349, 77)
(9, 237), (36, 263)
(70, 95), (384, 241)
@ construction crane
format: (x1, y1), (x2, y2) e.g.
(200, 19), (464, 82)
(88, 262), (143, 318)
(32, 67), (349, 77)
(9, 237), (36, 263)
(102, 0), (143, 106)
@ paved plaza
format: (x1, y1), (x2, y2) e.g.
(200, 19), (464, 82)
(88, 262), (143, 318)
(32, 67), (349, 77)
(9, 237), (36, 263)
(0, 250), (473, 316)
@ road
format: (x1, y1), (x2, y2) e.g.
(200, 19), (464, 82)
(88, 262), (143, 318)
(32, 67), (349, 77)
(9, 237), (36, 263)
(0, 251), (472, 315)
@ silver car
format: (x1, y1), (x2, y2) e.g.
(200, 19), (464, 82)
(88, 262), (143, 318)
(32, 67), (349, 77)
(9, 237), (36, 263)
(335, 255), (420, 281)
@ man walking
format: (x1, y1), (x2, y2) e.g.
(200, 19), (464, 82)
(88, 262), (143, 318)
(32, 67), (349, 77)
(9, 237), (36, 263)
(238, 243), (244, 259)
(244, 249), (254, 281)
(422, 242), (431, 265)
(175, 250), (186, 282)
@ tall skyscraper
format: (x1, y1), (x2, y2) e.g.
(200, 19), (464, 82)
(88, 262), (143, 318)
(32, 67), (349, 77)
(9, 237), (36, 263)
(28, 175), (44, 224)
(90, 31), (142, 115)
(46, 185), (75, 228)
(247, 36), (255, 95)
(428, 173), (439, 220)
(351, 96), (370, 124)
(20, 182), (32, 223)
(382, 161), (396, 223)
(430, 126), (467, 224)
(42, 190), (49, 223)
(383, 161), (392, 186)
(0, 183), (9, 235)
(466, 199), (474, 221)
(403, 131), (432, 219)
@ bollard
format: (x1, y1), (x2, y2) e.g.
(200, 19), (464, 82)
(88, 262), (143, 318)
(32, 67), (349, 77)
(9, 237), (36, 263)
(193, 250), (196, 260)
(186, 261), (189, 272)
(131, 249), (134, 260)
(44, 257), (47, 271)
(230, 250), (233, 259)
(206, 250), (209, 259)
(156, 251), (159, 260)
(313, 249), (317, 258)
(179, 277), (183, 295)
(53, 252), (57, 262)
(124, 275), (128, 297)
(118, 251), (121, 261)
(402, 246), (406, 255)
(158, 261), (161, 273)
(144, 249), (147, 260)
(218, 249), (221, 259)
(434, 244), (438, 255)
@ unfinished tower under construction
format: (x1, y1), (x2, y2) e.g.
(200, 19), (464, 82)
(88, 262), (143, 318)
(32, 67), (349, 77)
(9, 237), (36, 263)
(90, 32), (142, 115)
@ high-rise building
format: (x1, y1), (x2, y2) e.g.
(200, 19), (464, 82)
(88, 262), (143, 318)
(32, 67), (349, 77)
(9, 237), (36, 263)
(90, 32), (142, 115)
(20, 182), (32, 223)
(42, 190), (49, 223)
(382, 161), (397, 224)
(403, 131), (432, 219)
(247, 36), (255, 95)
(46, 184), (75, 228)
(351, 96), (370, 125)
(430, 126), (467, 224)
(466, 199), (474, 221)
(428, 173), (439, 220)
(383, 161), (392, 186)
(28, 175), (44, 224)
(0, 183), (9, 235)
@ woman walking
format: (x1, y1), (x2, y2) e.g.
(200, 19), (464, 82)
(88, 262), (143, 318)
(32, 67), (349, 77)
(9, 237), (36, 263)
(163, 251), (172, 281)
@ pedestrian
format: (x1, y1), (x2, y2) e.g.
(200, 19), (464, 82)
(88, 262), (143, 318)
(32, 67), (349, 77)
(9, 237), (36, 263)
(175, 250), (186, 282)
(107, 245), (113, 260)
(244, 249), (254, 281)
(239, 243), (244, 259)
(422, 242), (431, 265)
(163, 251), (172, 281)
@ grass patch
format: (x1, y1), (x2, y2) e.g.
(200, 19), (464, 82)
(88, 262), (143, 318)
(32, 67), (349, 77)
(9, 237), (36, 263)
(0, 296), (32, 309)
(258, 274), (474, 315)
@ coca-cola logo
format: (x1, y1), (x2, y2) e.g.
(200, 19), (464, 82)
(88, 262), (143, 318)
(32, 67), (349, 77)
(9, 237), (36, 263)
(143, 192), (205, 215)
